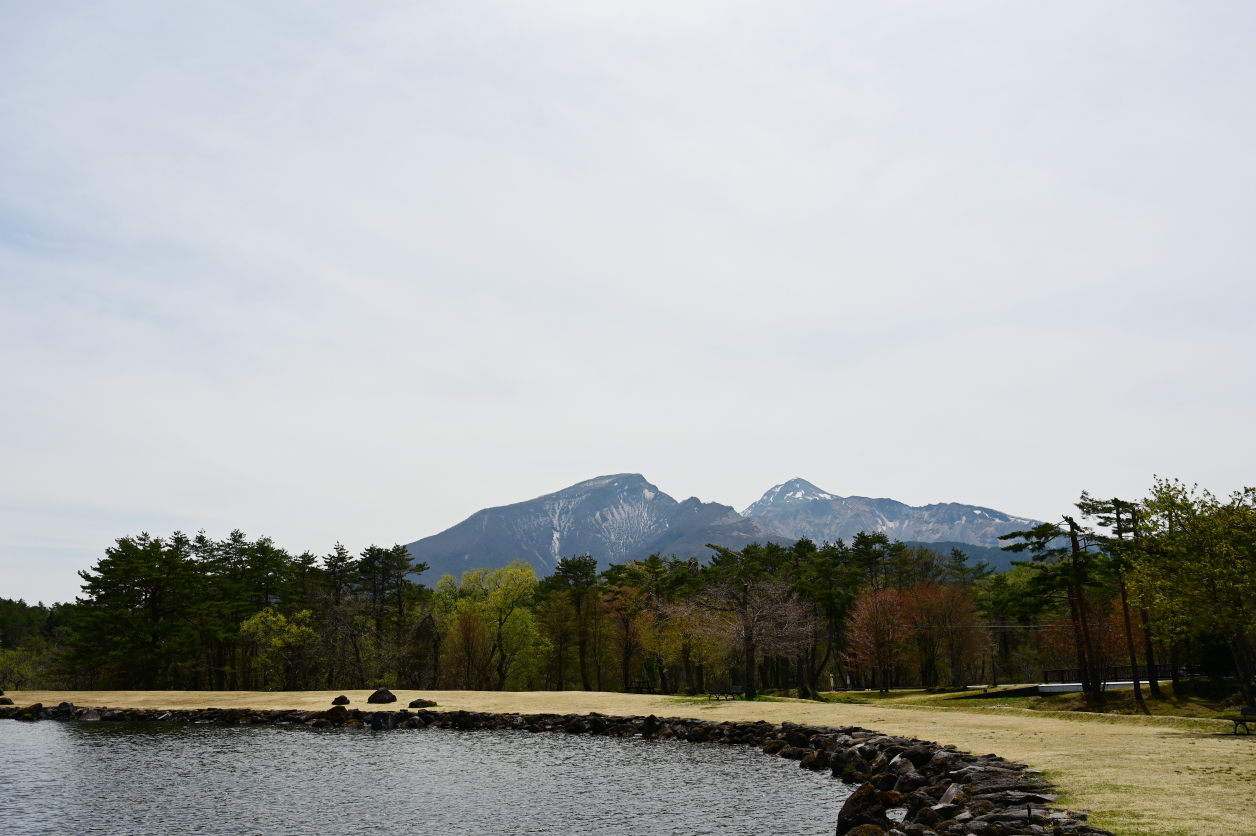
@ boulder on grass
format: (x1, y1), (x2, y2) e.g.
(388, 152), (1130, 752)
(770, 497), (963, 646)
(408, 698), (437, 708)
(0, 697), (13, 705)
(332, 695), (350, 705)
(367, 688), (397, 704)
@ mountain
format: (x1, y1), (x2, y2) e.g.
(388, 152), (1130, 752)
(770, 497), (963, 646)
(742, 478), (1037, 549)
(406, 474), (783, 582)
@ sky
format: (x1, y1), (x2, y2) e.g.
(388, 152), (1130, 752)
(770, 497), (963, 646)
(3, 1), (1255, 604)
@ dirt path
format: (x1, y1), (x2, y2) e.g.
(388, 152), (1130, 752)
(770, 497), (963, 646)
(10, 689), (1251, 836)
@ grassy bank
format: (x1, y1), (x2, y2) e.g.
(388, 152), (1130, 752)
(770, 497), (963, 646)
(8, 689), (1254, 836)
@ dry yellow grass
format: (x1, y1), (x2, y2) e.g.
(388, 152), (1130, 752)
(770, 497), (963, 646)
(10, 689), (1254, 836)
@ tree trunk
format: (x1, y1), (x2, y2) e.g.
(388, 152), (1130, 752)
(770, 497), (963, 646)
(1170, 643), (1181, 692)
(577, 593), (592, 691)
(809, 642), (832, 696)
(1118, 573), (1148, 714)
(1066, 523), (1102, 703)
(431, 628), (441, 690)
(1140, 608), (1162, 698)
(1230, 630), (1256, 707)
(556, 635), (565, 691)
(1074, 586), (1103, 703)
(742, 631), (757, 699)
(796, 656), (810, 699)
(1065, 584), (1094, 698)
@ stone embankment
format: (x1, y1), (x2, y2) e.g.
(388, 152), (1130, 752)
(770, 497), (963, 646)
(1, 701), (1108, 836)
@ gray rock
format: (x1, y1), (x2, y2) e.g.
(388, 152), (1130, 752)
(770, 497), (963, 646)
(370, 712), (399, 730)
(836, 782), (892, 835)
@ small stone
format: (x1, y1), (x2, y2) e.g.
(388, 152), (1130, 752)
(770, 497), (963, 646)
(332, 695), (350, 705)
(408, 698), (437, 708)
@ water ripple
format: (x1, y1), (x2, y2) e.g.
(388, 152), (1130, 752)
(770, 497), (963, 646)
(1, 721), (852, 835)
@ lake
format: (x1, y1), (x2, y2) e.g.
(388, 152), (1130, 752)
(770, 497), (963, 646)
(1, 721), (853, 835)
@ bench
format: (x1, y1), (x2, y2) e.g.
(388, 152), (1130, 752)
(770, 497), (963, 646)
(1233, 706), (1255, 734)
(707, 685), (745, 701)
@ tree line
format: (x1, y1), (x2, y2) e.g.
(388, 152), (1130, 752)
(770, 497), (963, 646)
(1, 477), (1250, 706)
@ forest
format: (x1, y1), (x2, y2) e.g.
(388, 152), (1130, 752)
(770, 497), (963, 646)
(1, 478), (1252, 709)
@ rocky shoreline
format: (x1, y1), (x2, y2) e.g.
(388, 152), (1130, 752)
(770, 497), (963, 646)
(2, 700), (1110, 836)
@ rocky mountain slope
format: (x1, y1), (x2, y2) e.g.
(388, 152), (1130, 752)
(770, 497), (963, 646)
(406, 474), (780, 582)
(742, 478), (1037, 549)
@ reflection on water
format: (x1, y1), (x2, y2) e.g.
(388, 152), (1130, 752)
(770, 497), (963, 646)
(1, 721), (851, 835)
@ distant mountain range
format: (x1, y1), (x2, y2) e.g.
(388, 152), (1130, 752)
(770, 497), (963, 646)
(741, 477), (1037, 552)
(405, 474), (1039, 582)
(405, 474), (777, 582)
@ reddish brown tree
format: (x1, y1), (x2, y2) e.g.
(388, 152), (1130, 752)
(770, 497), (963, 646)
(846, 587), (907, 693)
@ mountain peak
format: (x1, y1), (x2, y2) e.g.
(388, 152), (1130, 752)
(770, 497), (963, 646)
(741, 477), (839, 516)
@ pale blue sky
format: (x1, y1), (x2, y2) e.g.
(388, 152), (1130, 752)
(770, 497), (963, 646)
(3, 1), (1255, 603)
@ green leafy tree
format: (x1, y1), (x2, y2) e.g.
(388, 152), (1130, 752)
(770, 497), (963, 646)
(1136, 480), (1256, 707)
(239, 608), (319, 690)
(71, 533), (199, 688)
(1001, 516), (1106, 703)
(540, 555), (601, 690)
(535, 590), (579, 689)
(461, 560), (538, 689)
(700, 542), (791, 699)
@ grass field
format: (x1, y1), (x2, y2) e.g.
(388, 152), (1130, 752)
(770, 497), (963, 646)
(9, 688), (1254, 836)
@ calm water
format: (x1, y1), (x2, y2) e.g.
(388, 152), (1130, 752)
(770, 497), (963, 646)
(1, 721), (852, 835)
